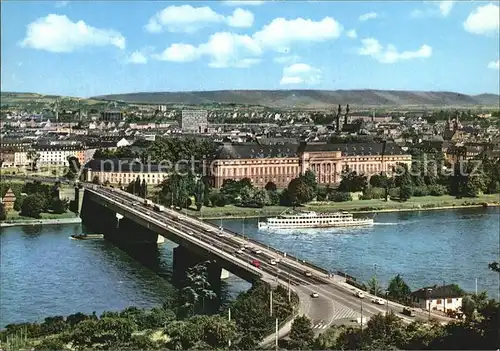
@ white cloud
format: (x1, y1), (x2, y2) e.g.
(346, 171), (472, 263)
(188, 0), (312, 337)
(145, 5), (256, 33)
(153, 43), (200, 62)
(55, 1), (69, 8)
(20, 14), (125, 53)
(145, 5), (224, 33)
(358, 38), (432, 64)
(280, 63), (322, 85)
(358, 12), (378, 22)
(126, 47), (155, 64)
(411, 1), (455, 18)
(346, 29), (357, 39)
(154, 32), (262, 68)
(437, 1), (454, 16)
(227, 8), (254, 28)
(253, 17), (342, 52)
(127, 51), (148, 64)
(273, 55), (301, 64)
(463, 3), (499, 35)
(223, 1), (265, 6)
(488, 60), (500, 70)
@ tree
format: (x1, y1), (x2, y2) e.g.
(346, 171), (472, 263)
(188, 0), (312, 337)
(20, 194), (46, 218)
(301, 169), (318, 197)
(265, 181), (277, 192)
(488, 262), (500, 273)
(194, 178), (205, 211)
(50, 197), (68, 214)
(289, 315), (315, 350)
(0, 203), (6, 221)
(67, 156), (81, 176)
(141, 179), (147, 199)
(368, 276), (383, 296)
(394, 163), (412, 188)
(134, 176), (141, 196)
(27, 150), (40, 172)
(338, 169), (367, 193)
(370, 173), (390, 188)
(399, 185), (413, 201)
(387, 274), (411, 303)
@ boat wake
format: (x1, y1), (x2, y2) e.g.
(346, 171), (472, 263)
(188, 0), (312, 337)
(373, 222), (399, 226)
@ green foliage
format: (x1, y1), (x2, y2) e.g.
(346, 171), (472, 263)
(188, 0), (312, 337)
(264, 181), (277, 192)
(329, 191), (352, 202)
(370, 173), (391, 188)
(20, 194), (47, 218)
(387, 274), (411, 303)
(209, 191), (227, 207)
(159, 173), (196, 208)
(338, 169), (368, 193)
(428, 184), (447, 196)
(367, 276), (383, 296)
(399, 185), (413, 201)
(412, 185), (430, 197)
(50, 198), (68, 214)
(0, 203), (6, 221)
(362, 186), (385, 200)
(289, 315), (314, 350)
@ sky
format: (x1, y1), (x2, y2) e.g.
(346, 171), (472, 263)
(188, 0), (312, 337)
(1, 0), (499, 97)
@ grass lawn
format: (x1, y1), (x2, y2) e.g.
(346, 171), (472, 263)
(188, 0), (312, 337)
(5, 211), (77, 221)
(188, 194), (500, 219)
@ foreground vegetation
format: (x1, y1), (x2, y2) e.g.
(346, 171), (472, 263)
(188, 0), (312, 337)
(0, 261), (298, 350)
(0, 181), (71, 221)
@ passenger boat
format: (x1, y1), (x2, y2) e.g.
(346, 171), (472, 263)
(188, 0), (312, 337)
(258, 210), (374, 229)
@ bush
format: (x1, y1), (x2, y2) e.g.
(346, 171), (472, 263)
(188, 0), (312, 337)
(399, 185), (413, 201)
(361, 187), (385, 200)
(209, 192), (227, 207)
(329, 191), (352, 202)
(428, 184), (447, 196)
(413, 186), (430, 197)
(388, 187), (400, 199)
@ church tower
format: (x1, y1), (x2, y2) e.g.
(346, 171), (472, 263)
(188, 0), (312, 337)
(336, 104), (342, 132)
(344, 104), (350, 125)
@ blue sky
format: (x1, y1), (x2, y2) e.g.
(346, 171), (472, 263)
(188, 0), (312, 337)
(1, 1), (499, 97)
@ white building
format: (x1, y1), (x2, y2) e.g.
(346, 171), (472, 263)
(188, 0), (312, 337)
(181, 110), (208, 133)
(410, 285), (464, 314)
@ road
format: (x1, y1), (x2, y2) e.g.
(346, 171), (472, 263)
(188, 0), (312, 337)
(91, 185), (453, 333)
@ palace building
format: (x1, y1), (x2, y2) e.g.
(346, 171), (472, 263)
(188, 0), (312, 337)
(211, 142), (411, 188)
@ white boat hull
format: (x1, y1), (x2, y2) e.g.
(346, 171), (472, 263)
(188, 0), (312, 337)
(258, 218), (374, 230)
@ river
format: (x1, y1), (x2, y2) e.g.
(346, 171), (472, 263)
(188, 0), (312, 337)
(1, 207), (498, 327)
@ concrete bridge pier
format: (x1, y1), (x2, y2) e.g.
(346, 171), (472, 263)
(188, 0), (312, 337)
(172, 246), (225, 292)
(115, 217), (162, 244)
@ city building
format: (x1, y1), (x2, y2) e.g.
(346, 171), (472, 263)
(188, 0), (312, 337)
(100, 110), (124, 122)
(181, 110), (208, 133)
(37, 145), (85, 167)
(211, 142), (412, 188)
(82, 158), (168, 185)
(410, 285), (464, 314)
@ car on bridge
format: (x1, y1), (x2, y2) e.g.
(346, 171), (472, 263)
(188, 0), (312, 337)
(304, 271), (312, 277)
(251, 259), (261, 268)
(311, 292), (319, 298)
(371, 297), (385, 305)
(252, 248), (263, 254)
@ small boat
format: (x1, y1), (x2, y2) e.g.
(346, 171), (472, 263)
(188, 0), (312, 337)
(70, 234), (104, 240)
(258, 210), (374, 230)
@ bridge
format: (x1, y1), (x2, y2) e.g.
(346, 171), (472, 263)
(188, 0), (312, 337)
(78, 185), (451, 334)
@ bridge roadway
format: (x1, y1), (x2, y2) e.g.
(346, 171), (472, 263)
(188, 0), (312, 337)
(89, 185), (452, 332)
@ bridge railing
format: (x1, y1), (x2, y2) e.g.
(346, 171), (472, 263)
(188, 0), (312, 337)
(92, 185), (331, 277)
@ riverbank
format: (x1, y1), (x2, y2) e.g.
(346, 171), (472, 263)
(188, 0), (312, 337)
(0, 215), (81, 227)
(192, 194), (500, 219)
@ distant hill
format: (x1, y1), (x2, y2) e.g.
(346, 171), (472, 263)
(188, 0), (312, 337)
(91, 90), (500, 108)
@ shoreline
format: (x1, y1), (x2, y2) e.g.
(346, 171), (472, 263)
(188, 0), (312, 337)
(197, 202), (500, 220)
(0, 217), (82, 228)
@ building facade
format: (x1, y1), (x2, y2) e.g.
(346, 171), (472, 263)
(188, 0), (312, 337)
(410, 285), (464, 314)
(82, 159), (168, 186)
(211, 142), (412, 188)
(181, 110), (208, 133)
